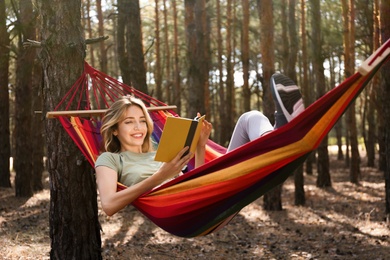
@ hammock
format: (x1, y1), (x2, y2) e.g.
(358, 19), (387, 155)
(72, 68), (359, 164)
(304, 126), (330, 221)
(49, 39), (390, 238)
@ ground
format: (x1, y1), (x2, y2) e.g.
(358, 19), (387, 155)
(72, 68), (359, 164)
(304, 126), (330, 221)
(1, 155), (389, 260)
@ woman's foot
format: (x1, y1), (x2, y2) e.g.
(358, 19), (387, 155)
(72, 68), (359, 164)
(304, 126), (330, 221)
(270, 73), (304, 129)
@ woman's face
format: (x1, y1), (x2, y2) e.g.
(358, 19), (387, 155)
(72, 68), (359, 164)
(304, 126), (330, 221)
(113, 105), (148, 153)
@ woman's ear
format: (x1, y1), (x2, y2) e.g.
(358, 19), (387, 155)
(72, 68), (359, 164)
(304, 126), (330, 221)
(113, 130), (118, 136)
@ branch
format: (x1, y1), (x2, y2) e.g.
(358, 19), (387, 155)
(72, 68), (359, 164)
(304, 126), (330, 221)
(22, 36), (109, 49)
(85, 36), (109, 44)
(23, 39), (42, 49)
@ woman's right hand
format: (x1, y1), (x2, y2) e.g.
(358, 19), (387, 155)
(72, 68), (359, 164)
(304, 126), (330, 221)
(156, 146), (193, 181)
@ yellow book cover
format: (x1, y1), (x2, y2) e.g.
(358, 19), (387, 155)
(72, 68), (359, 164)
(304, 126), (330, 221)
(154, 115), (205, 162)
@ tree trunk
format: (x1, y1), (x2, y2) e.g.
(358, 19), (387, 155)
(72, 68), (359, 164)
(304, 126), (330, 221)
(258, 0), (281, 211)
(185, 0), (208, 117)
(301, 0), (314, 175)
(216, 0), (225, 144)
(0, 0), (11, 188)
(294, 164), (305, 206)
(32, 60), (44, 192)
(310, 0), (331, 188)
(342, 0), (360, 184)
(163, 0), (171, 104)
(14, 0), (35, 197)
(220, 0), (235, 146)
(117, 0), (131, 85)
(380, 0), (390, 219)
(85, 0), (95, 67)
(127, 0), (148, 95)
(241, 0), (250, 111)
(172, 0), (182, 115)
(154, 0), (162, 100)
(37, 0), (102, 258)
(287, 0), (298, 83)
(96, 0), (107, 73)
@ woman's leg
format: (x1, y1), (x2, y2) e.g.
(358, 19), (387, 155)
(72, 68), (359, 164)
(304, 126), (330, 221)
(227, 110), (273, 152)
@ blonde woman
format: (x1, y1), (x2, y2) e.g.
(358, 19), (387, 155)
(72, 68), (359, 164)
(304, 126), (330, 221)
(95, 73), (303, 216)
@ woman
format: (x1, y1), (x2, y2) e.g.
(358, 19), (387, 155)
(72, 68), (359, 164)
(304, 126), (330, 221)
(95, 73), (303, 217)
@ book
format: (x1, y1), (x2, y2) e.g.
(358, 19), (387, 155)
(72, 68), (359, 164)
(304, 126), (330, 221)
(154, 115), (205, 162)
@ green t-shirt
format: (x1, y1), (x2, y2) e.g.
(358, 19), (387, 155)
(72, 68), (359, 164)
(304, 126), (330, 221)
(95, 151), (163, 187)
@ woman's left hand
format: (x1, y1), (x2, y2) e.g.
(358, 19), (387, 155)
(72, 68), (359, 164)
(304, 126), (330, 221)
(197, 112), (212, 148)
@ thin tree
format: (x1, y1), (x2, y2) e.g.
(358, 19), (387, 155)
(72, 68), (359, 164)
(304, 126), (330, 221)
(155, 0), (162, 100)
(163, 0), (171, 104)
(0, 0), (11, 188)
(14, 0), (35, 197)
(96, 0), (108, 73)
(310, 0), (331, 188)
(257, 0), (282, 211)
(172, 0), (181, 115)
(37, 0), (101, 257)
(342, 0), (360, 184)
(241, 0), (250, 111)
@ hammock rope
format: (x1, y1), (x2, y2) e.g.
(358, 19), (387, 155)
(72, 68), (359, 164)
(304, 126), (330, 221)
(51, 39), (390, 238)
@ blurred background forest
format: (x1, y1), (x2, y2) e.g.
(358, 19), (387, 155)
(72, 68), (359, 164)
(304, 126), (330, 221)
(0, 0), (390, 259)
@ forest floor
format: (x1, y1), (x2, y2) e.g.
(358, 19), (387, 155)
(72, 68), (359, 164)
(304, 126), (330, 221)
(1, 154), (389, 260)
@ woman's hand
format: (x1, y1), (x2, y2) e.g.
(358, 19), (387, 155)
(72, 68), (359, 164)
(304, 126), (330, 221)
(156, 146), (193, 181)
(197, 112), (212, 148)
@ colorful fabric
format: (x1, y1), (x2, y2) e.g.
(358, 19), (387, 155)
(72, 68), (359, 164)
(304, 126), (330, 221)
(54, 39), (390, 237)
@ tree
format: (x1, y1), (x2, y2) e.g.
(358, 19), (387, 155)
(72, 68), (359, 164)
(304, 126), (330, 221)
(185, 0), (209, 117)
(117, 0), (131, 85)
(127, 0), (149, 95)
(241, 0), (250, 111)
(342, 0), (360, 184)
(14, 0), (36, 197)
(310, 0), (331, 188)
(37, 0), (101, 258)
(380, 0), (390, 219)
(0, 0), (11, 188)
(257, 0), (282, 211)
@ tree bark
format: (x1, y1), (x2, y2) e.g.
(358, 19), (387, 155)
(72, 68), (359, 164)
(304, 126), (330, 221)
(310, 0), (331, 188)
(172, 0), (182, 115)
(127, 0), (148, 95)
(37, 0), (102, 258)
(117, 0), (131, 85)
(241, 0), (250, 111)
(0, 0), (11, 188)
(14, 0), (35, 197)
(185, 0), (208, 117)
(380, 0), (390, 219)
(258, 0), (281, 210)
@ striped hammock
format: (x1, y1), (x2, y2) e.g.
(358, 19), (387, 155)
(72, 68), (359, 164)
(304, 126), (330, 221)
(51, 39), (390, 238)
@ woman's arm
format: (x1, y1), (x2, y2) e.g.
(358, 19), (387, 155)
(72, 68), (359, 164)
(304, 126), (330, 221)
(96, 147), (193, 216)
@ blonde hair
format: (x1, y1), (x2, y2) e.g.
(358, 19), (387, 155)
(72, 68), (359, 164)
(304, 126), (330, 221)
(100, 96), (154, 153)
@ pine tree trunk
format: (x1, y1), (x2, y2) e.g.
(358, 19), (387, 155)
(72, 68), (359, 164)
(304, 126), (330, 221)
(310, 0), (331, 188)
(241, 0), (250, 111)
(117, 0), (131, 85)
(37, 0), (102, 258)
(185, 0), (208, 117)
(14, 0), (35, 197)
(0, 0), (11, 188)
(257, 0), (282, 211)
(154, 0), (162, 100)
(380, 0), (390, 218)
(32, 61), (44, 192)
(172, 0), (182, 115)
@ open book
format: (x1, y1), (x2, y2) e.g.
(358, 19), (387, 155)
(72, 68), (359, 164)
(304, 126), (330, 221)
(154, 115), (205, 162)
